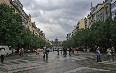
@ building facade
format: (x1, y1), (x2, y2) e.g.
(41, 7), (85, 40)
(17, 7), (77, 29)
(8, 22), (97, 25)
(12, 0), (29, 28)
(104, 0), (112, 20)
(78, 19), (86, 29)
(0, 0), (11, 5)
(86, 14), (91, 28)
(0, 0), (20, 14)
(86, 1), (111, 28)
(66, 33), (71, 40)
(0, 0), (47, 42)
(51, 38), (62, 50)
(28, 14), (33, 32)
(111, 0), (116, 19)
(96, 4), (104, 22)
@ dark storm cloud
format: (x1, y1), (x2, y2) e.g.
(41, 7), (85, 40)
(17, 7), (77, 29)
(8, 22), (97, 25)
(20, 0), (104, 41)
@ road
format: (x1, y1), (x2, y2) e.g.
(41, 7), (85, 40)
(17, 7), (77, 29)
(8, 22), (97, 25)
(0, 51), (116, 73)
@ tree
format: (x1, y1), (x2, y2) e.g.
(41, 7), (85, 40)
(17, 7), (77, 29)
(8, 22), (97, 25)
(0, 4), (23, 47)
(0, 4), (50, 51)
(63, 17), (116, 52)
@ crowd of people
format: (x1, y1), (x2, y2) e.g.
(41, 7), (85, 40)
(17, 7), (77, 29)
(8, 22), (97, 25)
(0, 46), (116, 63)
(96, 47), (116, 62)
(18, 47), (116, 63)
(55, 47), (79, 57)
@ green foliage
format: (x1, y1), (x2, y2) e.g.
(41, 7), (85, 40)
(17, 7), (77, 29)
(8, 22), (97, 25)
(62, 17), (116, 49)
(0, 4), (23, 47)
(0, 4), (50, 50)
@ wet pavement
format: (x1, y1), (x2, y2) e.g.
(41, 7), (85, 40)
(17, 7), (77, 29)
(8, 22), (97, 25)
(0, 51), (116, 73)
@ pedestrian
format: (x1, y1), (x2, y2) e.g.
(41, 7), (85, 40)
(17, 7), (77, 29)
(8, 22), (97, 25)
(19, 48), (21, 56)
(0, 48), (5, 63)
(61, 48), (62, 55)
(43, 48), (46, 59)
(21, 48), (24, 57)
(106, 48), (112, 62)
(69, 48), (72, 56)
(57, 48), (59, 55)
(63, 47), (67, 57)
(45, 48), (49, 60)
(72, 48), (74, 55)
(96, 47), (102, 62)
(36, 48), (40, 55)
(111, 47), (115, 61)
(76, 47), (78, 54)
(87, 48), (90, 52)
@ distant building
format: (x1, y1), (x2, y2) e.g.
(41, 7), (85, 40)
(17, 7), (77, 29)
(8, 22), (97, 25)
(51, 38), (62, 50)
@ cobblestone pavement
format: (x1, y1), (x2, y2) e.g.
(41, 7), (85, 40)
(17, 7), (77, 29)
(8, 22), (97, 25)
(0, 51), (116, 73)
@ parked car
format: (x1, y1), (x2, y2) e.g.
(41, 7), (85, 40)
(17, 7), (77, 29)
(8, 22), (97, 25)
(0, 46), (12, 56)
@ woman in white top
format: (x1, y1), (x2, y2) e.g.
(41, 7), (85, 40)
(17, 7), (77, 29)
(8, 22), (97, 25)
(0, 48), (5, 63)
(106, 48), (111, 61)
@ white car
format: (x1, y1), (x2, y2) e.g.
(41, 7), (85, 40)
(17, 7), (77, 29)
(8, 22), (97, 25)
(0, 46), (12, 56)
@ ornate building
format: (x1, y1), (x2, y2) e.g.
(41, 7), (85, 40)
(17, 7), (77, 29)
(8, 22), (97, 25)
(50, 38), (62, 50)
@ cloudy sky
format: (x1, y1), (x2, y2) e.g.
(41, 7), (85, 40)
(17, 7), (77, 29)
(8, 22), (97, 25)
(20, 0), (104, 41)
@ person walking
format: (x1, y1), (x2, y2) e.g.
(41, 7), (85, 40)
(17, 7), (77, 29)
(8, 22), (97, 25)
(36, 48), (40, 55)
(21, 48), (24, 56)
(43, 48), (46, 60)
(106, 48), (112, 62)
(72, 48), (74, 55)
(96, 47), (101, 62)
(69, 48), (72, 56)
(76, 47), (78, 54)
(0, 48), (5, 63)
(61, 48), (62, 55)
(45, 48), (49, 60)
(57, 48), (59, 55)
(19, 48), (21, 56)
(111, 47), (115, 61)
(63, 47), (67, 57)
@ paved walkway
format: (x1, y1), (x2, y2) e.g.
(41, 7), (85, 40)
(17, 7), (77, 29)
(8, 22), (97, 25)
(0, 51), (116, 73)
(99, 61), (116, 65)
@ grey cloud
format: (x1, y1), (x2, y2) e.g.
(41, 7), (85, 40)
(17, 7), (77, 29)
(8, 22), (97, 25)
(20, 0), (104, 41)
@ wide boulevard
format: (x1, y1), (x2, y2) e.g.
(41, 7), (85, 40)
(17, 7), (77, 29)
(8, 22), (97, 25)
(0, 51), (116, 73)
